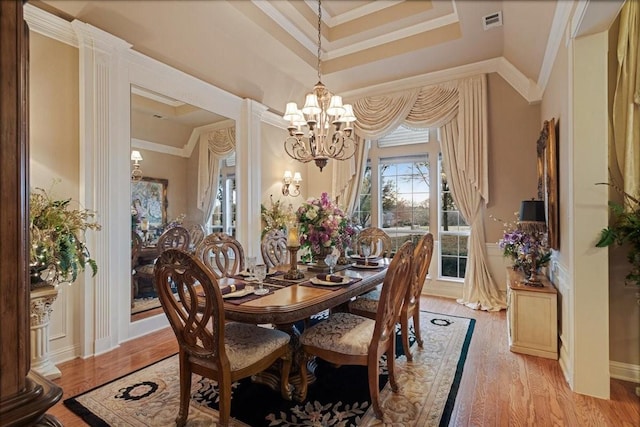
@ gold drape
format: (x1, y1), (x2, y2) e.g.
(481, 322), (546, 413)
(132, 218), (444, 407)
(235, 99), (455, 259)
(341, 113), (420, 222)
(612, 0), (640, 200)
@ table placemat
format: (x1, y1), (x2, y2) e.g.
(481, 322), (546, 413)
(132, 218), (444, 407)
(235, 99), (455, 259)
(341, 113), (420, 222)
(299, 277), (362, 290)
(223, 287), (275, 305)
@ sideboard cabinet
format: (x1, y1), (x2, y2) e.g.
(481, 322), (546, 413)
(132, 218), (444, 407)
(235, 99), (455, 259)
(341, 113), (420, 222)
(506, 268), (558, 360)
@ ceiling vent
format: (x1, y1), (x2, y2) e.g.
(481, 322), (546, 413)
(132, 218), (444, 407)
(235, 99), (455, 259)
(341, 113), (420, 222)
(482, 11), (502, 30)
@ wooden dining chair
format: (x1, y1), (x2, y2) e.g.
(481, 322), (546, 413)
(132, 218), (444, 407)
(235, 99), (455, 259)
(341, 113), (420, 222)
(134, 226), (191, 294)
(194, 232), (245, 279)
(355, 227), (392, 258)
(298, 241), (414, 420)
(131, 231), (143, 307)
(261, 228), (289, 269)
(349, 233), (434, 361)
(154, 249), (292, 427)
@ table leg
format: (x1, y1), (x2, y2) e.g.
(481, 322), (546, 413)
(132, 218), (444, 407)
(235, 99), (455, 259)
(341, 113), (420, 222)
(251, 321), (317, 402)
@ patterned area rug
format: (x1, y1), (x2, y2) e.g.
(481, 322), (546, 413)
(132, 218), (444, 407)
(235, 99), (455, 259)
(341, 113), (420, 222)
(64, 311), (474, 426)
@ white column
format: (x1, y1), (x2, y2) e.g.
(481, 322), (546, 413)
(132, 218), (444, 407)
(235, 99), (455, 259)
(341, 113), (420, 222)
(30, 285), (61, 380)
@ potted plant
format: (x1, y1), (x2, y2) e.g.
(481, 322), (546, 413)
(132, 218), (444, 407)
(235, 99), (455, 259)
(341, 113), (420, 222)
(29, 185), (101, 288)
(596, 183), (640, 287)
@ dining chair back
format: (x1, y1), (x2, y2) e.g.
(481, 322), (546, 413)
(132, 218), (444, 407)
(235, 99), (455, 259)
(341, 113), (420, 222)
(298, 241), (414, 419)
(187, 223), (206, 250)
(261, 228), (289, 269)
(355, 227), (392, 258)
(348, 233), (434, 361)
(194, 232), (245, 279)
(154, 249), (292, 427)
(157, 225), (190, 252)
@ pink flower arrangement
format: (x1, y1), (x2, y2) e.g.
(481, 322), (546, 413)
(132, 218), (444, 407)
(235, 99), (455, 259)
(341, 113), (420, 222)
(296, 192), (355, 258)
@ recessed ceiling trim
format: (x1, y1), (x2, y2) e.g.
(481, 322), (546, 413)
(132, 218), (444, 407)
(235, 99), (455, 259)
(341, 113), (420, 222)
(324, 11), (460, 61)
(251, 0), (316, 54)
(537, 0), (574, 93)
(310, 0), (406, 27)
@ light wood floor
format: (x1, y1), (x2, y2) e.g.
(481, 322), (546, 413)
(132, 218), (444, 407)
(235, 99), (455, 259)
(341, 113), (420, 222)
(48, 296), (639, 426)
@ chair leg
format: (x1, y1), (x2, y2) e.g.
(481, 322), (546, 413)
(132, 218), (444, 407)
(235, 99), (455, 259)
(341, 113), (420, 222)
(368, 352), (383, 420)
(218, 373), (232, 427)
(176, 353), (191, 427)
(400, 312), (412, 362)
(387, 339), (399, 393)
(413, 308), (423, 348)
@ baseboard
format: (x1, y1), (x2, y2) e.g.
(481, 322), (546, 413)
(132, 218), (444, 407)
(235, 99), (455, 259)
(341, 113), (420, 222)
(610, 360), (640, 384)
(50, 343), (80, 365)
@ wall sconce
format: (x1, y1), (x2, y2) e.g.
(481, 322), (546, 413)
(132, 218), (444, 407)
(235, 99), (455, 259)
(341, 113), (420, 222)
(131, 150), (143, 181)
(282, 170), (301, 197)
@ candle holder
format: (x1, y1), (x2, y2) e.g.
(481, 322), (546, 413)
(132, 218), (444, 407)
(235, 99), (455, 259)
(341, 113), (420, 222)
(284, 245), (304, 280)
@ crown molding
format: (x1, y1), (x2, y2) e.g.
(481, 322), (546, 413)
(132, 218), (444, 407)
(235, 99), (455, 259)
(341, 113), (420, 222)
(319, 0), (404, 27)
(261, 109), (288, 129)
(131, 138), (186, 158)
(342, 56), (543, 104)
(23, 3), (77, 47)
(537, 0), (574, 92)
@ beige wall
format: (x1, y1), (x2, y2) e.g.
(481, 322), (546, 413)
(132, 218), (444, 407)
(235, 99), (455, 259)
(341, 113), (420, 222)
(484, 73), (541, 243)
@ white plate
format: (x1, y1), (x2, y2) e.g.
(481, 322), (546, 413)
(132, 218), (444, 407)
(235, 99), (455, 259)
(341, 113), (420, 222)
(222, 285), (255, 298)
(309, 277), (351, 286)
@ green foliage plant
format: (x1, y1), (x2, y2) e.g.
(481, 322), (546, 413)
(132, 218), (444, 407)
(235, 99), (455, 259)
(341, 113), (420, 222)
(30, 185), (101, 286)
(595, 182), (640, 287)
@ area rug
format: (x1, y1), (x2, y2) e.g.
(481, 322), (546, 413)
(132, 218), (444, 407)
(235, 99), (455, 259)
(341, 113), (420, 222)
(64, 311), (474, 426)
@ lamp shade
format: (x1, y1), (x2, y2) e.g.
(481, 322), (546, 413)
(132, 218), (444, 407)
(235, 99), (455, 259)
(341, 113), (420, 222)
(519, 200), (546, 223)
(131, 150), (143, 162)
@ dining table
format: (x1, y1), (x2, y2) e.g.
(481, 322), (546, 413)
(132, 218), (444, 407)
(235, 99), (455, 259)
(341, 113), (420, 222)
(219, 259), (389, 400)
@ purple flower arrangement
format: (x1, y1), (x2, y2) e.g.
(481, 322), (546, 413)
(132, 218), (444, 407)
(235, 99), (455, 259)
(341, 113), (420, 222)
(296, 192), (355, 259)
(496, 215), (550, 273)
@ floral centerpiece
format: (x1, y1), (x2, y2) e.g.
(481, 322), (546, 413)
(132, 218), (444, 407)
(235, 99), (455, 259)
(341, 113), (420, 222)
(296, 192), (355, 264)
(494, 213), (550, 275)
(261, 195), (294, 238)
(30, 185), (101, 287)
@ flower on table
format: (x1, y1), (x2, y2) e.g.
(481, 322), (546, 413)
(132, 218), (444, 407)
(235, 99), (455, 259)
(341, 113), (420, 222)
(296, 192), (354, 258)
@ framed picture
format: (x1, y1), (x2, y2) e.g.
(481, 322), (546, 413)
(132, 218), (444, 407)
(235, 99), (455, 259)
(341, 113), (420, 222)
(536, 118), (559, 250)
(131, 177), (168, 230)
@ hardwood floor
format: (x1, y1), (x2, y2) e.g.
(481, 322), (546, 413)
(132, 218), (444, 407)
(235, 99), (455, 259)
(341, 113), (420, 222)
(48, 296), (639, 426)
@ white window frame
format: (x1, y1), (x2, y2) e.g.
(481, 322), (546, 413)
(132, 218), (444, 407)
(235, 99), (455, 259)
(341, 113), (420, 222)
(361, 126), (469, 283)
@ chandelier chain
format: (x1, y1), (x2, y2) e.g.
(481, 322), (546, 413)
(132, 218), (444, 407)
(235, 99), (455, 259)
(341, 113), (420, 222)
(317, 0), (322, 81)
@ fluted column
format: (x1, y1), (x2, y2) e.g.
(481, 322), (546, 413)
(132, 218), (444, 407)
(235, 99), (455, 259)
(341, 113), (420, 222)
(30, 285), (61, 380)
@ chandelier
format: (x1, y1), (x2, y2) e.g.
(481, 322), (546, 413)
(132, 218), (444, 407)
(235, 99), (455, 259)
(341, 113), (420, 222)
(282, 0), (357, 172)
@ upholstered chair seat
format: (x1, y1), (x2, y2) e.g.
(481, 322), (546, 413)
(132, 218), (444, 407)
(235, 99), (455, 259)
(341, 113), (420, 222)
(300, 312), (375, 355)
(222, 323), (290, 371)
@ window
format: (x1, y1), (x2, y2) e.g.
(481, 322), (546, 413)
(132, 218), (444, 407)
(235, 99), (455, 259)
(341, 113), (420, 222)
(438, 156), (468, 279)
(380, 157), (430, 253)
(358, 125), (470, 281)
(209, 165), (236, 236)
